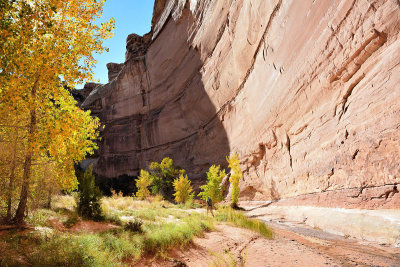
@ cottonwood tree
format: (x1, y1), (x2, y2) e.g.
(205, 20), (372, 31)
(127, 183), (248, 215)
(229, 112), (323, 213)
(227, 152), (243, 208)
(173, 174), (194, 204)
(135, 170), (153, 200)
(149, 157), (186, 200)
(198, 165), (226, 205)
(0, 0), (114, 224)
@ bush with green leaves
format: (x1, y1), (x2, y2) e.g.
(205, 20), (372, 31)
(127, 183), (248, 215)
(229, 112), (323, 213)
(77, 165), (102, 220)
(227, 152), (243, 207)
(173, 174), (194, 203)
(149, 157), (186, 200)
(135, 170), (153, 200)
(198, 165), (226, 205)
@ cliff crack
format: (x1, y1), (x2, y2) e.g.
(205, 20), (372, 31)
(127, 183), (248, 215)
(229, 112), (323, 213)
(337, 72), (365, 121)
(209, 13), (230, 58)
(323, 168), (335, 191)
(142, 56), (152, 108)
(352, 149), (359, 160)
(286, 133), (293, 170)
(350, 184), (367, 198)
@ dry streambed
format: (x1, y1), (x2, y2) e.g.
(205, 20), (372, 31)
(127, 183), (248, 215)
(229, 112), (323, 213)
(138, 203), (400, 267)
(139, 222), (400, 267)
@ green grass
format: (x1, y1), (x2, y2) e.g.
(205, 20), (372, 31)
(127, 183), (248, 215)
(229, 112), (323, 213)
(215, 206), (274, 239)
(26, 209), (57, 227)
(208, 249), (247, 267)
(0, 196), (215, 266)
(142, 214), (214, 254)
(1, 196), (273, 266)
(28, 234), (115, 266)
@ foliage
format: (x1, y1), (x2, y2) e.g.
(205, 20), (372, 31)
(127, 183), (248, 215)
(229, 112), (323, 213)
(135, 170), (153, 200)
(227, 152), (243, 207)
(173, 174), (194, 204)
(0, 195), (274, 266)
(26, 208), (56, 227)
(149, 157), (186, 200)
(124, 218), (143, 233)
(215, 206), (273, 239)
(142, 215), (214, 254)
(111, 189), (124, 198)
(77, 165), (102, 220)
(0, 196), (214, 266)
(198, 165), (226, 205)
(0, 0), (114, 223)
(28, 233), (118, 266)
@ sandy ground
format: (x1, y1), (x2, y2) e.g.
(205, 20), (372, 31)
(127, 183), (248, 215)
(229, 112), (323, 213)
(137, 222), (400, 267)
(2, 210), (399, 266)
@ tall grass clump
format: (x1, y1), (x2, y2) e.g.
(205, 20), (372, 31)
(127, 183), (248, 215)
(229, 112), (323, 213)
(26, 209), (56, 227)
(142, 214), (213, 254)
(27, 234), (114, 266)
(215, 207), (273, 239)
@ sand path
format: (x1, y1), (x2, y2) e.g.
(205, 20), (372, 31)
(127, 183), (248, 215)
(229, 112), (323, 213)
(138, 220), (400, 266)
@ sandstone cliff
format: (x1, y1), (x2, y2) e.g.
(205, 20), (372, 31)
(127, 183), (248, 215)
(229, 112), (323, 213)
(81, 0), (400, 208)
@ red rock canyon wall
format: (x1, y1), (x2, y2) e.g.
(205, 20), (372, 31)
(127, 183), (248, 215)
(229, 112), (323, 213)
(81, 0), (400, 208)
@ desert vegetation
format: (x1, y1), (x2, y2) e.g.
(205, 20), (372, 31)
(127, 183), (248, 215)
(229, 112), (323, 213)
(1, 140), (269, 266)
(0, 192), (272, 266)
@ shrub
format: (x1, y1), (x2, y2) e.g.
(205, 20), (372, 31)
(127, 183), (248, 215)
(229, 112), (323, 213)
(124, 218), (143, 233)
(198, 165), (226, 205)
(173, 174), (194, 204)
(226, 153), (243, 207)
(77, 165), (102, 220)
(149, 157), (186, 200)
(135, 170), (153, 200)
(63, 212), (80, 228)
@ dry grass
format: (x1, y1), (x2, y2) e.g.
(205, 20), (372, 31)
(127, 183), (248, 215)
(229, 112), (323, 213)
(0, 195), (214, 266)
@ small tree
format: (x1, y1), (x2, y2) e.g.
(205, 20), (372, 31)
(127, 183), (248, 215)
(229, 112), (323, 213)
(77, 165), (102, 220)
(135, 170), (153, 200)
(150, 157), (185, 200)
(173, 174), (194, 203)
(227, 152), (243, 207)
(198, 165), (226, 205)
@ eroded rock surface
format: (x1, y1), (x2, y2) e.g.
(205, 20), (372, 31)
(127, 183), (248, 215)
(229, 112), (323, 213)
(80, 0), (400, 208)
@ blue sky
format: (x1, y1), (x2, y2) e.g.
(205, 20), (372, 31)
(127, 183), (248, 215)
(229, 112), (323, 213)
(78, 0), (155, 88)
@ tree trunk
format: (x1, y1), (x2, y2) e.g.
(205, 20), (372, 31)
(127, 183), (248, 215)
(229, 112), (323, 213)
(46, 188), (52, 209)
(45, 163), (52, 209)
(14, 80), (38, 225)
(6, 128), (18, 222)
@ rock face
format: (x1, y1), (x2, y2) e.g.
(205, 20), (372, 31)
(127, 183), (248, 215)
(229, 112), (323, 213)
(81, 0), (400, 208)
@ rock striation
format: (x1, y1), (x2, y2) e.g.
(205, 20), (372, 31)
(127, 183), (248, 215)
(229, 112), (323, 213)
(81, 0), (400, 208)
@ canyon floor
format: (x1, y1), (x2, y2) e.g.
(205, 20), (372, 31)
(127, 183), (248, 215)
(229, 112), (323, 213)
(142, 224), (400, 267)
(138, 210), (400, 267)
(1, 197), (399, 267)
